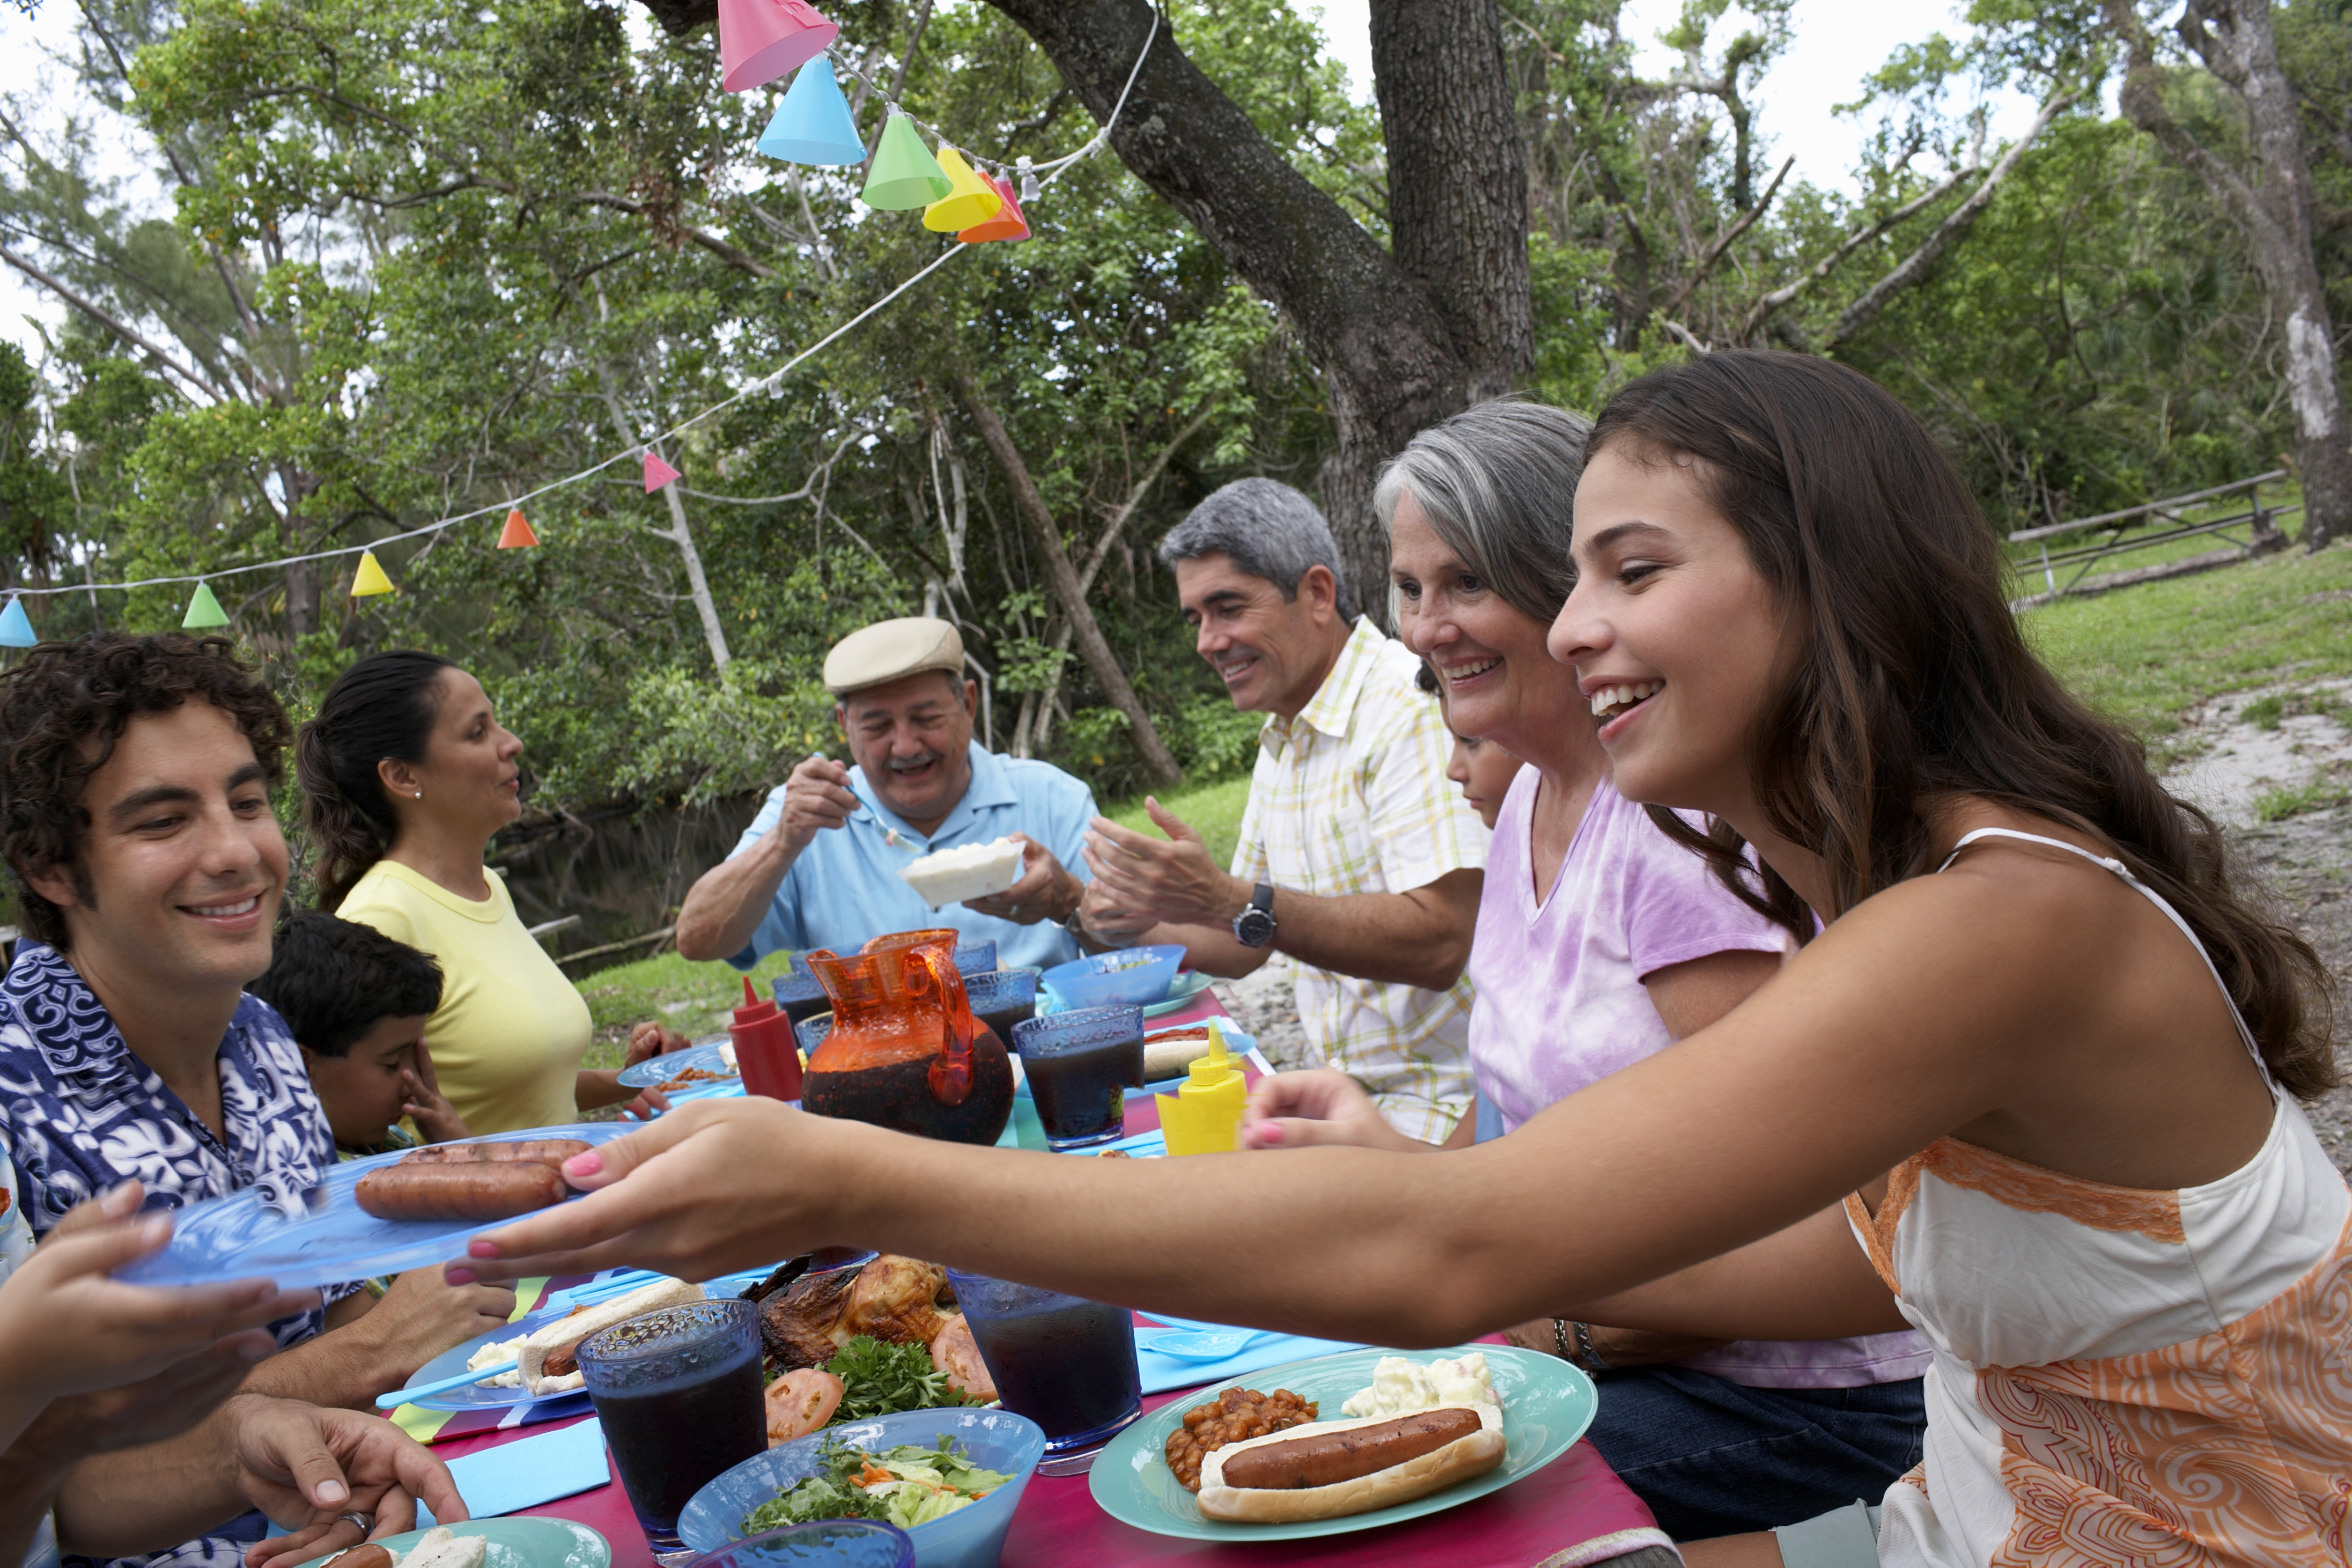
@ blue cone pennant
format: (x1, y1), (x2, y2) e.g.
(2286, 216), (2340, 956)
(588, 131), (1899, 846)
(758, 59), (865, 165)
(0, 596), (33, 648)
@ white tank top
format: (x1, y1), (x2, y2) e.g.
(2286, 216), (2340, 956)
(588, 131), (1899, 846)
(1855, 829), (2352, 1567)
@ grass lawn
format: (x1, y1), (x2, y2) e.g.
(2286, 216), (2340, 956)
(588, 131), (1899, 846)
(2021, 539), (2352, 768)
(575, 773), (1257, 1068)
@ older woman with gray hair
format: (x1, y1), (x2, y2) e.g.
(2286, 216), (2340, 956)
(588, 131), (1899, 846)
(1242, 398), (1933, 1544)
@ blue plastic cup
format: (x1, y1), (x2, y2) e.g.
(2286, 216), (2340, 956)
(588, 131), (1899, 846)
(577, 1300), (766, 1564)
(962, 967), (1040, 1044)
(1010, 1005), (1144, 1150)
(772, 968), (830, 1028)
(942, 1269), (1141, 1474)
(685, 1521), (913, 1568)
(952, 938), (997, 975)
(793, 1011), (833, 1057)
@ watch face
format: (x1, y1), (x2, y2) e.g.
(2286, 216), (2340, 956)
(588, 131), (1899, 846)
(1233, 908), (1275, 947)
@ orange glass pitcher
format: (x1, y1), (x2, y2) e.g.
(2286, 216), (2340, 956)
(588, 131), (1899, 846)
(800, 933), (1013, 1145)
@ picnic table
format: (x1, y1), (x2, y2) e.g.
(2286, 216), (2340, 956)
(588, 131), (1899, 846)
(400, 990), (1674, 1568)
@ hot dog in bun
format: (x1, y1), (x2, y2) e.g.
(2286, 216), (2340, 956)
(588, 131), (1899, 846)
(1194, 1402), (1505, 1523)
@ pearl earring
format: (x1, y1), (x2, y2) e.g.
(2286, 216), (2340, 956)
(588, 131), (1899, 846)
(413, 790), (423, 799)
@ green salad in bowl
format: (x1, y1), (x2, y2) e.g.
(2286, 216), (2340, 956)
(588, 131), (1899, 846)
(745, 1435), (1011, 1533)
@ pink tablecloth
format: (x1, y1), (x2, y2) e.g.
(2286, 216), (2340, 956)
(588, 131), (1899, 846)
(435, 1387), (1663, 1568)
(421, 986), (1670, 1566)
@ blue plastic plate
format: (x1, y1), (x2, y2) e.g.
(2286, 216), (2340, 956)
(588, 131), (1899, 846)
(616, 1036), (737, 1089)
(113, 1124), (635, 1290)
(1089, 1344), (1596, 1541)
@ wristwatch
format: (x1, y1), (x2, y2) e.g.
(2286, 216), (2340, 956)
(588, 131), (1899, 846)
(1231, 881), (1277, 948)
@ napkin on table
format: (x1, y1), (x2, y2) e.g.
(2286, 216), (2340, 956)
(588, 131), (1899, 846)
(414, 1417), (610, 1524)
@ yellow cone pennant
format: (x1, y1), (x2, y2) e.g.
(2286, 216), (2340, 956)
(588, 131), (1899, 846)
(350, 550), (395, 597)
(923, 146), (1003, 232)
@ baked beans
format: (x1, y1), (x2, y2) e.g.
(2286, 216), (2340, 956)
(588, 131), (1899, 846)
(1163, 1386), (1319, 1492)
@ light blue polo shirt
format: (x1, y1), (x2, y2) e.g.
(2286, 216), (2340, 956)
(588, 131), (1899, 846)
(726, 741), (1098, 972)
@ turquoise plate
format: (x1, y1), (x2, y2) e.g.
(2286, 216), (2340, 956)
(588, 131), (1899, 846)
(1087, 1344), (1595, 1542)
(1038, 969), (1217, 1020)
(295, 1519), (608, 1568)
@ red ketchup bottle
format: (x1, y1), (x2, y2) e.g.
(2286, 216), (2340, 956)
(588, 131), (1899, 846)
(730, 974), (803, 1101)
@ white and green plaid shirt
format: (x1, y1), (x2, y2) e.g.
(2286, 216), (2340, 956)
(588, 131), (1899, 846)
(1233, 618), (1488, 1142)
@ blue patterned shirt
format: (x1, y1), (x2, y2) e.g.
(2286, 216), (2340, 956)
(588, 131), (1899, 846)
(0, 941), (352, 1568)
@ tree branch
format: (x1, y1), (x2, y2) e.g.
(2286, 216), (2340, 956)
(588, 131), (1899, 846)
(1663, 153), (1792, 319)
(1825, 88), (2078, 352)
(0, 244), (225, 401)
(953, 375), (1182, 786)
(1736, 157), (1983, 342)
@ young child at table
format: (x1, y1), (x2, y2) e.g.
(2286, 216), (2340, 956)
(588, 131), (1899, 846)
(1416, 661), (1524, 832)
(251, 912), (469, 1158)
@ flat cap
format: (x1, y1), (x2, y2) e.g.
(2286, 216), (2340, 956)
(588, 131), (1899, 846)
(823, 616), (966, 697)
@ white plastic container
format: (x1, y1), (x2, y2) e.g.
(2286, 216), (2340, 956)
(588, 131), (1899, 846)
(900, 836), (1025, 909)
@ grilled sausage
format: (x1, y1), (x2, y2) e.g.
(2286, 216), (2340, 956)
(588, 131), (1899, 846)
(1217, 1407), (1483, 1491)
(355, 1161), (568, 1222)
(397, 1139), (592, 1167)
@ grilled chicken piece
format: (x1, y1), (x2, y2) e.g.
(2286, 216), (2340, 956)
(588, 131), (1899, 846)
(845, 1256), (950, 1347)
(758, 1255), (952, 1370)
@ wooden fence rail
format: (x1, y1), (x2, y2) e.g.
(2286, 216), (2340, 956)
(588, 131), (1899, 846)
(2009, 470), (2300, 610)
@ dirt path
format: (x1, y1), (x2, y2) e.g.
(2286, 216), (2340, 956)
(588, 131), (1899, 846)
(2222, 807), (2352, 1171)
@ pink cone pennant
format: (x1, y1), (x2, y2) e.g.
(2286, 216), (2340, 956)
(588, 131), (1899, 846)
(718, 0), (839, 94)
(643, 452), (683, 493)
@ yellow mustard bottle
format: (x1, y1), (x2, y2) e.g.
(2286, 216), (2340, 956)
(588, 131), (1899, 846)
(1159, 1021), (1247, 1155)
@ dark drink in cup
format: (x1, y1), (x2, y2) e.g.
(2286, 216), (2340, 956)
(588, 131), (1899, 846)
(773, 969), (832, 1029)
(577, 1300), (767, 1563)
(1011, 1005), (1144, 1151)
(964, 969), (1040, 1053)
(943, 1270), (1141, 1472)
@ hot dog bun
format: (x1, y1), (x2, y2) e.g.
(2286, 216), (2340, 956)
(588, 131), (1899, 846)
(1194, 1403), (1504, 1523)
(516, 1277), (704, 1393)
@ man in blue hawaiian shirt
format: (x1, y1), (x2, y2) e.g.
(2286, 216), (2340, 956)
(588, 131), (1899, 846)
(0, 634), (513, 1568)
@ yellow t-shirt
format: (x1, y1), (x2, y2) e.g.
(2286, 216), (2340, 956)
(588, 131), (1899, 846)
(336, 860), (592, 1135)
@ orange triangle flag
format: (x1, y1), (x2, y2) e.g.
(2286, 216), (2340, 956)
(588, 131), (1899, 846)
(643, 452), (682, 493)
(498, 509), (540, 549)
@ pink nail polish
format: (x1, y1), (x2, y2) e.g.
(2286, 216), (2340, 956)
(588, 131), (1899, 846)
(564, 1150), (604, 1178)
(446, 1266), (479, 1284)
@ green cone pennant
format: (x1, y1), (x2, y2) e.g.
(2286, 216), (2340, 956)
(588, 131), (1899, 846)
(182, 582), (231, 630)
(861, 114), (952, 210)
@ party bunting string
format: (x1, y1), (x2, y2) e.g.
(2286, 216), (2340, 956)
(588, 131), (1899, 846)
(0, 11), (1157, 626)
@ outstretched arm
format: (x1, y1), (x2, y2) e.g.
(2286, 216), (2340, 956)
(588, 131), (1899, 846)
(449, 861), (2203, 1351)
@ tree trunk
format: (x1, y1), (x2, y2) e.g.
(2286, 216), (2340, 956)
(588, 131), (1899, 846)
(954, 377), (1183, 788)
(2109, 0), (2352, 548)
(968, 0), (1530, 615)
(597, 375), (732, 669)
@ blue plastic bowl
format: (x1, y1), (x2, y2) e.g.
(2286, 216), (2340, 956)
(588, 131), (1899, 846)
(680, 1408), (1047, 1568)
(795, 1012), (833, 1056)
(686, 1521), (913, 1568)
(1039, 944), (1185, 1010)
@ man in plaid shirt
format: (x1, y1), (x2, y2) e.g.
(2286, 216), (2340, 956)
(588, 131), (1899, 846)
(1079, 479), (1487, 1144)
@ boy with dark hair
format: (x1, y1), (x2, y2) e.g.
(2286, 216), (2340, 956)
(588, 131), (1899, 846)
(249, 913), (469, 1155)
(0, 632), (512, 1568)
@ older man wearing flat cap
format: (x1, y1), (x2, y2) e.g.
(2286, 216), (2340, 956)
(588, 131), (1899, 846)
(674, 616), (1098, 972)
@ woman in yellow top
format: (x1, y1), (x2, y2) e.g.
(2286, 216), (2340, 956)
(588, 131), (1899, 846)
(296, 651), (681, 1134)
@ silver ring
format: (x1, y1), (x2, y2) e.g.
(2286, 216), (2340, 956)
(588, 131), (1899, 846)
(1008, 904), (1020, 918)
(336, 1512), (375, 1537)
